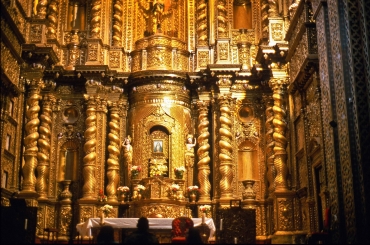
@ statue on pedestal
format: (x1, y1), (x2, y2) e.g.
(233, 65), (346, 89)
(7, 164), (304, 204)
(152, 0), (165, 33)
(122, 135), (133, 168)
(185, 134), (196, 186)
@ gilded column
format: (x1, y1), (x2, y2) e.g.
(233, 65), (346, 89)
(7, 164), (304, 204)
(22, 79), (45, 192)
(33, 0), (48, 18)
(90, 0), (102, 38)
(237, 36), (251, 71)
(261, 0), (269, 38)
(264, 95), (275, 196)
(112, 0), (123, 46)
(46, 0), (59, 39)
(106, 102), (120, 202)
(269, 78), (289, 191)
(81, 95), (98, 199)
(36, 93), (56, 199)
(196, 0), (208, 46)
(0, 94), (8, 152)
(218, 94), (234, 199)
(216, 0), (228, 38)
(196, 100), (211, 202)
(96, 97), (108, 193)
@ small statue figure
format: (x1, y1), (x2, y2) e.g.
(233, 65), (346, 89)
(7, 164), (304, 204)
(185, 135), (196, 159)
(152, 0), (165, 33)
(185, 134), (196, 187)
(122, 135), (133, 167)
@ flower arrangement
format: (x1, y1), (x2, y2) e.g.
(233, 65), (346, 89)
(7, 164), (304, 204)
(131, 165), (141, 177)
(174, 166), (186, 179)
(187, 185), (199, 195)
(137, 184), (146, 193)
(100, 204), (113, 216)
(98, 189), (107, 202)
(174, 166), (186, 174)
(117, 186), (130, 194)
(131, 165), (141, 178)
(150, 165), (164, 177)
(199, 205), (211, 214)
(170, 183), (180, 192)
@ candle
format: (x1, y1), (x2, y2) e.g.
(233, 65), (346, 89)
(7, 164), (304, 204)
(234, 237), (238, 244)
(220, 219), (223, 231)
(24, 219), (28, 230)
(202, 213), (205, 224)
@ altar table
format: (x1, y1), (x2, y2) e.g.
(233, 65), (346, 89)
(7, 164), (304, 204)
(76, 217), (216, 239)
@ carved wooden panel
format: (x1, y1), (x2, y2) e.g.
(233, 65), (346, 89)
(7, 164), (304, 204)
(216, 208), (256, 244)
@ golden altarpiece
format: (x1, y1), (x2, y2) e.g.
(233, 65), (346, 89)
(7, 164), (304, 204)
(5, 0), (365, 244)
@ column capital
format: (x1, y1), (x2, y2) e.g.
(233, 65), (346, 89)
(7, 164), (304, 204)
(268, 77), (289, 91)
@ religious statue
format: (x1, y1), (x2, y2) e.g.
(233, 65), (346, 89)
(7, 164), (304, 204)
(185, 134), (196, 167)
(185, 134), (196, 186)
(152, 0), (165, 33)
(122, 135), (133, 167)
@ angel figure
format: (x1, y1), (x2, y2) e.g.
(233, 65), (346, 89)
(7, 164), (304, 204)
(185, 134), (196, 156)
(122, 135), (133, 167)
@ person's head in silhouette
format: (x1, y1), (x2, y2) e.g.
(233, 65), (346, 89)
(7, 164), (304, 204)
(97, 225), (116, 244)
(123, 217), (159, 244)
(137, 217), (150, 232)
(186, 227), (203, 244)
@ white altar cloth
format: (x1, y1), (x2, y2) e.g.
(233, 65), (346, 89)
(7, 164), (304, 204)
(76, 217), (216, 238)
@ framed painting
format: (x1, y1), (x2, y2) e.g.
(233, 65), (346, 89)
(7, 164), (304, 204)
(153, 140), (163, 153)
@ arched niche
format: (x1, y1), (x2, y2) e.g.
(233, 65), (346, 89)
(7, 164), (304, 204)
(67, 0), (87, 31)
(237, 140), (257, 181)
(58, 140), (79, 182)
(233, 0), (253, 29)
(148, 125), (170, 177)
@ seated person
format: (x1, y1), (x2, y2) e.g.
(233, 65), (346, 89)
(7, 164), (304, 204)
(97, 225), (118, 244)
(123, 217), (159, 244)
(186, 227), (203, 244)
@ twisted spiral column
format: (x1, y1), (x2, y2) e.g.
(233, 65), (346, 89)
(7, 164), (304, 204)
(268, 0), (279, 17)
(36, 95), (55, 199)
(196, 0), (208, 46)
(22, 80), (44, 192)
(196, 101), (211, 201)
(106, 102), (120, 202)
(264, 95), (275, 196)
(216, 0), (227, 38)
(33, 0), (48, 19)
(261, 0), (269, 38)
(82, 96), (97, 199)
(112, 0), (123, 46)
(46, 0), (59, 39)
(218, 95), (234, 199)
(269, 78), (289, 191)
(90, 0), (102, 38)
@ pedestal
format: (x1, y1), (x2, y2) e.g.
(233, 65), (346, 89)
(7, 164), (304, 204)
(174, 179), (185, 201)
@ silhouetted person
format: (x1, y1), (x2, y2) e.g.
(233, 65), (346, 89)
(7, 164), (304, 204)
(97, 225), (118, 244)
(123, 217), (159, 244)
(186, 227), (203, 244)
